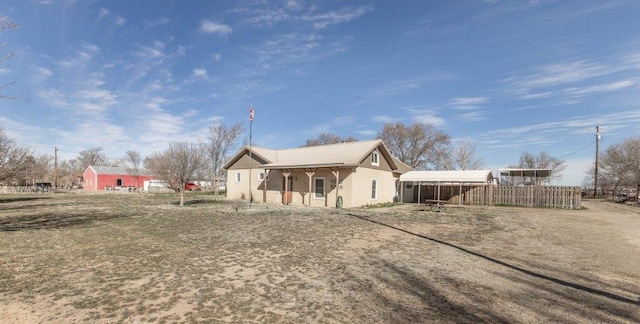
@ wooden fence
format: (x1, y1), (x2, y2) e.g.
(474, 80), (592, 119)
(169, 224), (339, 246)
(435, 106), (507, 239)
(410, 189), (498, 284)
(419, 185), (582, 209)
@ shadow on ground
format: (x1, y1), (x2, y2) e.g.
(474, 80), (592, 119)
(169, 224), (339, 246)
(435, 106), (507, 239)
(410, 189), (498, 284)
(0, 196), (52, 204)
(345, 212), (640, 322)
(0, 211), (132, 231)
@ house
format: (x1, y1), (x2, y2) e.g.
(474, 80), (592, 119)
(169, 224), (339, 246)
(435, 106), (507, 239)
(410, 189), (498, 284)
(222, 139), (412, 208)
(83, 166), (155, 191)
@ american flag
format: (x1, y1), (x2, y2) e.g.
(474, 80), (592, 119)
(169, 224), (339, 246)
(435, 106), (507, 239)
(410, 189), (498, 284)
(249, 106), (255, 122)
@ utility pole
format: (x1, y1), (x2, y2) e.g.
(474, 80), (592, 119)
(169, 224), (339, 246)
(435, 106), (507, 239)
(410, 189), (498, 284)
(594, 126), (600, 199)
(586, 125), (608, 199)
(54, 146), (59, 189)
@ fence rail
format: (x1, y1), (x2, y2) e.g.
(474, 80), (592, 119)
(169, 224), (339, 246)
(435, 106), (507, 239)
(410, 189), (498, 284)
(420, 185), (582, 209)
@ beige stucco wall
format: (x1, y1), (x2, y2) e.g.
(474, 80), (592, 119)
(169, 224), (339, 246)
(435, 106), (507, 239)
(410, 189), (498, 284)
(347, 166), (398, 207)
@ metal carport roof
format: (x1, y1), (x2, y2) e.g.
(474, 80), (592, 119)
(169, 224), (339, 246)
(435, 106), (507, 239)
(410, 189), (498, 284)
(399, 170), (494, 183)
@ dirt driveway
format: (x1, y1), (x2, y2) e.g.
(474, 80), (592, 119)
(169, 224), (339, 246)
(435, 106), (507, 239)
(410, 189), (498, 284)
(0, 194), (638, 323)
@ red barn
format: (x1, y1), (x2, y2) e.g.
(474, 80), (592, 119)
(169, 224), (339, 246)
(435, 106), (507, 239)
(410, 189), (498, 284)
(83, 166), (155, 191)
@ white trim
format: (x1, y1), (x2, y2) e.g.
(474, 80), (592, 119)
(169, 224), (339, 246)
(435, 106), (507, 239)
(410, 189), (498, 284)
(371, 151), (379, 166)
(313, 177), (325, 199)
(371, 178), (378, 200)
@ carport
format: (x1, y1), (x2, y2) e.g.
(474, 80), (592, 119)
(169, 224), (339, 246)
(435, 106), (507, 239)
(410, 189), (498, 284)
(398, 170), (494, 205)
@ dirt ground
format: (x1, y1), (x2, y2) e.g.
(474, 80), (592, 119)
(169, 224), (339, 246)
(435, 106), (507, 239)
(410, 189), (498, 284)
(0, 192), (639, 323)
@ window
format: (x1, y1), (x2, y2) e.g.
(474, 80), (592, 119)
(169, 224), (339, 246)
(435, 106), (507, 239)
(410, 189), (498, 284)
(236, 172), (241, 182)
(258, 172), (265, 180)
(371, 179), (378, 199)
(313, 177), (325, 199)
(371, 151), (379, 166)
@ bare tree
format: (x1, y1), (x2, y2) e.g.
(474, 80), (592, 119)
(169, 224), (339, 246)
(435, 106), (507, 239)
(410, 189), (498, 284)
(377, 122), (450, 170)
(204, 123), (243, 194)
(1, 15), (23, 101)
(145, 142), (206, 206)
(599, 136), (640, 201)
(57, 159), (82, 189)
(77, 147), (110, 171)
(0, 126), (32, 184)
(121, 150), (143, 188)
(511, 151), (566, 185)
(436, 139), (484, 170)
(32, 154), (53, 182)
(303, 133), (358, 147)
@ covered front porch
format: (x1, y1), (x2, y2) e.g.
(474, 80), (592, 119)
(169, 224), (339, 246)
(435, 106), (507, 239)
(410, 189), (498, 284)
(258, 166), (353, 208)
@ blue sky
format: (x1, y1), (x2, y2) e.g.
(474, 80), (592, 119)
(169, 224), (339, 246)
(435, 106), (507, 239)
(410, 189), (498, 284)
(1, 0), (639, 185)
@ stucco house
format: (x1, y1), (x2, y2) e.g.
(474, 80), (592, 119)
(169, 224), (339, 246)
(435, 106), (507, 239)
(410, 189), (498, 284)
(222, 139), (412, 208)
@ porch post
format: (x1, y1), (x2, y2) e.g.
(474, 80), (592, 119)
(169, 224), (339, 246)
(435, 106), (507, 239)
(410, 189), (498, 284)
(305, 169), (316, 206)
(263, 169), (269, 203)
(282, 170), (291, 205)
(331, 169), (340, 208)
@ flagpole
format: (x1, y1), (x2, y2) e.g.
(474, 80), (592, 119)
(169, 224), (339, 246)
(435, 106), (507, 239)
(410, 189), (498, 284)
(249, 105), (254, 208)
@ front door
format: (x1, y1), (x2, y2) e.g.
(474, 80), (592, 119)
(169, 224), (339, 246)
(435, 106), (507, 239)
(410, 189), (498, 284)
(282, 176), (293, 204)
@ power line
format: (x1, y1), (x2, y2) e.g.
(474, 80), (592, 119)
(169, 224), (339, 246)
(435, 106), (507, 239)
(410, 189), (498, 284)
(558, 140), (596, 160)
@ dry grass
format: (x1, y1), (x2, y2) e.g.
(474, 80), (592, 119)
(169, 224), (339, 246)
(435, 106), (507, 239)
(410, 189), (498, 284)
(0, 192), (639, 323)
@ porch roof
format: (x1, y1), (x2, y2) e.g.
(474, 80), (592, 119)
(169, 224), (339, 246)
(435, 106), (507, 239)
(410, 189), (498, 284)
(399, 170), (494, 183)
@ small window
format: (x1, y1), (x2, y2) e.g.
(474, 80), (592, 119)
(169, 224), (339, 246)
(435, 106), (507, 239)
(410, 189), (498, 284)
(313, 177), (325, 199)
(372, 151), (379, 166)
(236, 172), (241, 182)
(258, 172), (265, 180)
(371, 179), (378, 199)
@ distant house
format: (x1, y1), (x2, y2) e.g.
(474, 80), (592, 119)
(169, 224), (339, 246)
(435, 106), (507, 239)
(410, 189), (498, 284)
(222, 139), (413, 208)
(83, 166), (155, 191)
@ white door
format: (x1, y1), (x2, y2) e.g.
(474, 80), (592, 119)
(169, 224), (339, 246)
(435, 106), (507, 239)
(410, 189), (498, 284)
(402, 183), (415, 203)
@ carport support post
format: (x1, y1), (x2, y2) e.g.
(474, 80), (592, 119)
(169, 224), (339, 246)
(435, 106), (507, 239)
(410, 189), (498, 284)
(305, 169), (315, 206)
(417, 181), (421, 205)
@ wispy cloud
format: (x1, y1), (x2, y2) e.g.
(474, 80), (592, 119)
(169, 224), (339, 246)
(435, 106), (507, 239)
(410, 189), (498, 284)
(309, 116), (355, 135)
(144, 16), (170, 29)
(114, 16), (126, 27)
(449, 96), (490, 107)
(245, 3), (372, 29)
(98, 7), (109, 20)
(406, 108), (446, 126)
(302, 5), (373, 29)
(505, 60), (613, 91)
(371, 115), (397, 123)
(193, 68), (208, 78)
(199, 20), (232, 36)
(456, 111), (487, 122)
(564, 79), (636, 96)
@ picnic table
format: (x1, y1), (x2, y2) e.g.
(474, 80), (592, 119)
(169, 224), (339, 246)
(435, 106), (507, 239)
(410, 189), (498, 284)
(425, 199), (446, 212)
